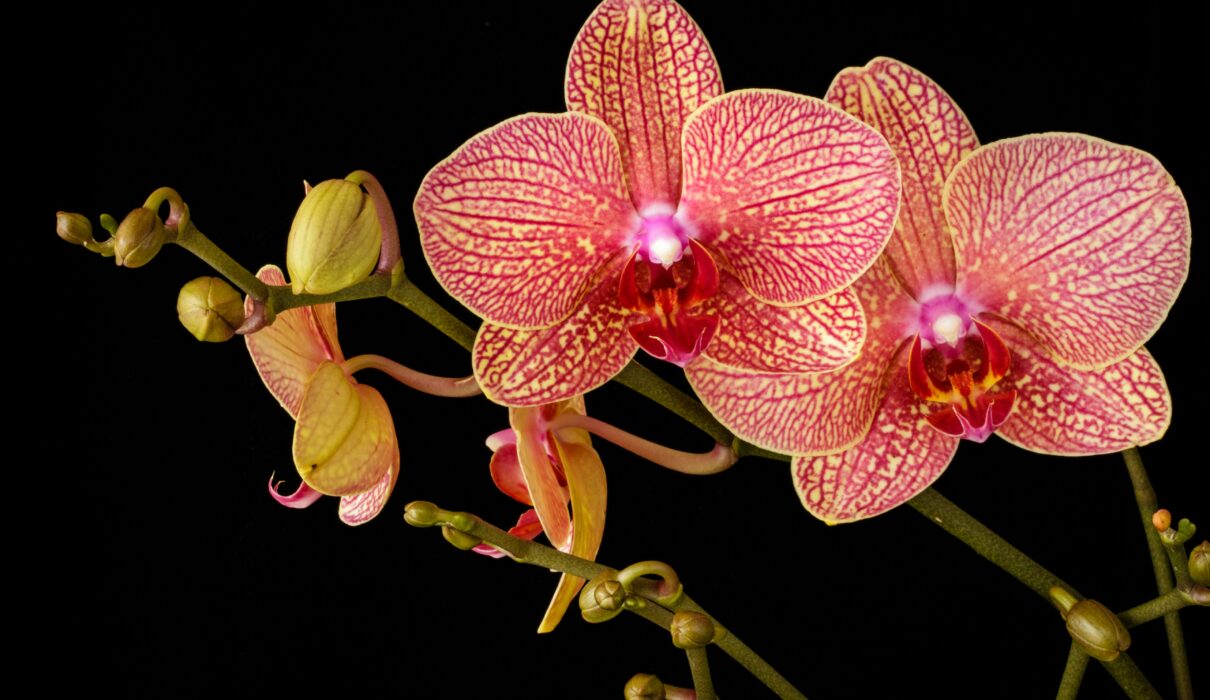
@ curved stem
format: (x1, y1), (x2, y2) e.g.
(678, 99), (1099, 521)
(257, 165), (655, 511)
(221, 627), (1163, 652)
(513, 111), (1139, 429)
(1123, 447), (1193, 700)
(1055, 642), (1089, 700)
(342, 354), (481, 397)
(612, 362), (733, 445)
(686, 647), (716, 700)
(546, 413), (735, 475)
(171, 221), (268, 299)
(346, 170), (401, 275)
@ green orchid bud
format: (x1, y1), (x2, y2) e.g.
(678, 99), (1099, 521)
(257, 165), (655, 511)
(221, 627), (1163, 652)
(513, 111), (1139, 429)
(56, 211), (94, 246)
(1190, 541), (1210, 587)
(286, 179), (381, 295)
(177, 277), (245, 342)
(1064, 599), (1131, 662)
(114, 207), (167, 268)
(579, 570), (626, 623)
(441, 525), (482, 550)
(670, 610), (722, 649)
(403, 501), (441, 527)
(624, 673), (665, 700)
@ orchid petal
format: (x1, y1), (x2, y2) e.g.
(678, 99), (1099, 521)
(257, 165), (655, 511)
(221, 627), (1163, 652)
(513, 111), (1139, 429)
(414, 112), (636, 330)
(473, 510), (543, 559)
(566, 0), (722, 209)
(687, 260), (913, 454)
(680, 89), (900, 304)
(539, 439), (608, 633)
(267, 475), (323, 509)
(489, 443), (533, 506)
(794, 367), (959, 524)
(244, 265), (342, 417)
(946, 134), (1190, 368)
(700, 271), (865, 373)
(474, 259), (639, 406)
(337, 445), (401, 526)
(511, 406), (572, 552)
(293, 362), (396, 496)
(827, 57), (978, 297)
(989, 320), (1171, 455)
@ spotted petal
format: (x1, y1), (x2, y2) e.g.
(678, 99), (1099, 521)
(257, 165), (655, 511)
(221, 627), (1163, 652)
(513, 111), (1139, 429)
(688, 259), (912, 454)
(698, 271), (865, 374)
(827, 57), (978, 297)
(946, 134), (1190, 368)
(680, 89), (900, 305)
(415, 112), (636, 329)
(337, 446), (401, 526)
(566, 0), (722, 209)
(989, 320), (1171, 455)
(474, 258), (639, 406)
(794, 363), (959, 524)
(293, 361), (397, 497)
(244, 265), (342, 417)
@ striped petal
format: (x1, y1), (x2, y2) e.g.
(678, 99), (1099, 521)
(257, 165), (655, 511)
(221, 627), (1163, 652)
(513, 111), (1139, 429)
(699, 271), (865, 374)
(687, 259), (913, 455)
(827, 57), (978, 297)
(415, 112), (636, 329)
(679, 89), (900, 305)
(293, 362), (396, 497)
(794, 364), (959, 524)
(244, 265), (342, 417)
(511, 406), (572, 552)
(473, 258), (639, 407)
(946, 134), (1190, 368)
(989, 321), (1171, 455)
(566, 0), (722, 209)
(337, 446), (401, 526)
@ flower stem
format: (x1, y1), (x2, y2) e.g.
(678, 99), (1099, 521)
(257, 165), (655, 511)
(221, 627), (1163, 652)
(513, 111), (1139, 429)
(546, 413), (735, 475)
(342, 354), (481, 397)
(1118, 589), (1191, 628)
(1055, 642), (1089, 700)
(387, 278), (476, 352)
(1103, 653), (1164, 700)
(613, 362), (733, 445)
(171, 221), (268, 298)
(686, 647), (716, 700)
(270, 274), (394, 312)
(1122, 447), (1193, 700)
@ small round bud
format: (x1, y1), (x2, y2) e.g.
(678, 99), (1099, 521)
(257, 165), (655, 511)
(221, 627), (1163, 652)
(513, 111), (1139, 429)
(624, 673), (665, 700)
(579, 570), (625, 623)
(176, 277), (244, 342)
(56, 211), (94, 246)
(1190, 541), (1210, 587)
(286, 179), (381, 295)
(1152, 509), (1172, 532)
(670, 610), (718, 649)
(403, 501), (441, 527)
(114, 207), (167, 267)
(1065, 599), (1131, 662)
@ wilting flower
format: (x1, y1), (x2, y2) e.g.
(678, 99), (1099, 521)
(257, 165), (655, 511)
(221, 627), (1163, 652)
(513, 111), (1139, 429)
(474, 398), (607, 633)
(245, 265), (401, 525)
(690, 58), (1189, 522)
(414, 0), (900, 406)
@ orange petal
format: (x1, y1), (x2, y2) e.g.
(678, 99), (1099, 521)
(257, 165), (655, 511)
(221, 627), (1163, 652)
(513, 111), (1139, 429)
(510, 407), (571, 552)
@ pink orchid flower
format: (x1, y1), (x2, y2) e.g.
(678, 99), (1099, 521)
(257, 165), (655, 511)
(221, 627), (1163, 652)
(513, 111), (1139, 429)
(689, 58), (1189, 523)
(414, 0), (901, 407)
(245, 265), (401, 525)
(473, 398), (608, 633)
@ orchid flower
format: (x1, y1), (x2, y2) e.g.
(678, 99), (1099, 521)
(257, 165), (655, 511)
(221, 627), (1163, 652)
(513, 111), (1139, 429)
(414, 0), (901, 407)
(689, 58), (1189, 523)
(245, 265), (478, 525)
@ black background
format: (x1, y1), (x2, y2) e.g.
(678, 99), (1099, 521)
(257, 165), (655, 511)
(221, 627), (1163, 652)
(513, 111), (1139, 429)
(27, 2), (1205, 698)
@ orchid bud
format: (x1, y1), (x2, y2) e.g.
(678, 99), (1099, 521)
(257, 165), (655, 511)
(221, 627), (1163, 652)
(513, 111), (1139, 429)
(56, 211), (94, 246)
(1190, 541), (1210, 587)
(1063, 599), (1131, 662)
(579, 570), (626, 623)
(286, 179), (381, 295)
(624, 673), (666, 700)
(670, 611), (720, 649)
(114, 207), (167, 267)
(177, 277), (245, 342)
(441, 525), (482, 550)
(1152, 509), (1172, 532)
(404, 501), (441, 527)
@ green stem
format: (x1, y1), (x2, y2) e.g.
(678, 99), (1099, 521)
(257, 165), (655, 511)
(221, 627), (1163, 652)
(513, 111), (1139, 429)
(1123, 447), (1193, 700)
(1118, 589), (1191, 628)
(1055, 642), (1089, 700)
(387, 278), (476, 352)
(686, 647), (717, 700)
(1103, 653), (1163, 700)
(612, 362), (733, 445)
(171, 222), (268, 298)
(270, 274), (394, 312)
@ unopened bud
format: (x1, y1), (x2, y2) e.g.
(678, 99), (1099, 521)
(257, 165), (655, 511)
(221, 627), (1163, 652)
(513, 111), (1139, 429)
(403, 501), (441, 527)
(177, 277), (244, 342)
(114, 207), (167, 267)
(441, 525), (482, 550)
(56, 211), (94, 246)
(624, 673), (665, 700)
(1190, 541), (1210, 587)
(579, 570), (626, 623)
(670, 610), (720, 649)
(286, 179), (381, 295)
(1152, 509), (1172, 532)
(1063, 599), (1131, 662)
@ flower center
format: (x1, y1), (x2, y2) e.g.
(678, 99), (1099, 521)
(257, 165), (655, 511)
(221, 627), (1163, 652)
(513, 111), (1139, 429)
(618, 209), (720, 367)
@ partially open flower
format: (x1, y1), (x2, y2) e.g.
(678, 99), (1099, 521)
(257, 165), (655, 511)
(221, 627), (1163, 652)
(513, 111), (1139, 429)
(286, 178), (381, 295)
(177, 276), (245, 342)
